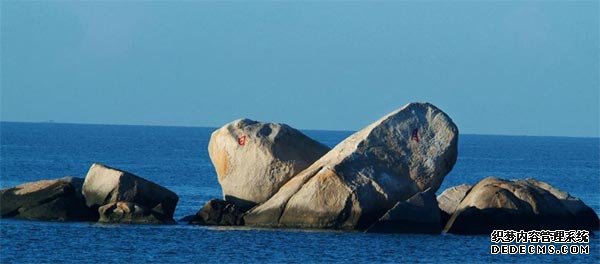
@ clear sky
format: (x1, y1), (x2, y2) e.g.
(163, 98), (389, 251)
(1, 1), (598, 137)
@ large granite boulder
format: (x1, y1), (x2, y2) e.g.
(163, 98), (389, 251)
(444, 177), (600, 234)
(82, 163), (179, 222)
(98, 201), (174, 224)
(365, 189), (441, 234)
(208, 119), (329, 211)
(437, 184), (472, 227)
(185, 199), (244, 226)
(0, 177), (96, 221)
(245, 102), (459, 229)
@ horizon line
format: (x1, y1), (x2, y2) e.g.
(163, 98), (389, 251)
(1, 120), (598, 139)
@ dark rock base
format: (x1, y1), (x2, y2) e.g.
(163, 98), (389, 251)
(185, 199), (244, 226)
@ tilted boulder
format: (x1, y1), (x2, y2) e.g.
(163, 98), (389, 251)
(82, 163), (179, 222)
(437, 184), (472, 227)
(185, 199), (244, 226)
(208, 119), (329, 211)
(0, 177), (96, 221)
(98, 201), (174, 224)
(365, 189), (441, 234)
(244, 102), (459, 229)
(444, 177), (600, 234)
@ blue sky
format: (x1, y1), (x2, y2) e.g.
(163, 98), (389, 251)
(1, 1), (598, 137)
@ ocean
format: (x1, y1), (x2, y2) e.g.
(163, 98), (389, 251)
(1, 122), (598, 263)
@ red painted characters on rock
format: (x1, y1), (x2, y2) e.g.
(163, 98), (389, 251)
(411, 128), (420, 143)
(237, 135), (247, 146)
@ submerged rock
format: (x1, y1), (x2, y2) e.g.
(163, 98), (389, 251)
(186, 199), (244, 226)
(444, 177), (600, 234)
(98, 201), (174, 224)
(82, 163), (179, 223)
(208, 119), (329, 211)
(0, 177), (96, 221)
(437, 184), (472, 228)
(365, 189), (441, 234)
(245, 102), (459, 230)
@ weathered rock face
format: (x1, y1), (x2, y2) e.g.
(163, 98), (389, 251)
(437, 184), (472, 227)
(98, 201), (174, 224)
(208, 119), (330, 211)
(365, 189), (441, 234)
(437, 184), (472, 216)
(82, 163), (179, 221)
(524, 178), (599, 230)
(185, 199), (244, 226)
(245, 102), (459, 229)
(444, 177), (600, 234)
(0, 177), (96, 221)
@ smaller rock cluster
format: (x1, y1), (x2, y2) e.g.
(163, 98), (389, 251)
(1, 163), (179, 224)
(439, 177), (600, 234)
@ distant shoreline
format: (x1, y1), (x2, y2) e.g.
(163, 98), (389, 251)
(0, 120), (598, 139)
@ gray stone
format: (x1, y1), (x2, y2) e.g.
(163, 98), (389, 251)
(186, 199), (244, 226)
(245, 102), (459, 230)
(444, 177), (600, 234)
(82, 163), (179, 220)
(60, 176), (85, 195)
(0, 178), (96, 221)
(208, 119), (329, 211)
(365, 189), (441, 234)
(525, 178), (600, 230)
(437, 184), (472, 227)
(437, 184), (472, 216)
(98, 201), (174, 224)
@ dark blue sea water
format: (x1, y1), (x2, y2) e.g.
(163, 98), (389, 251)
(1, 122), (598, 263)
